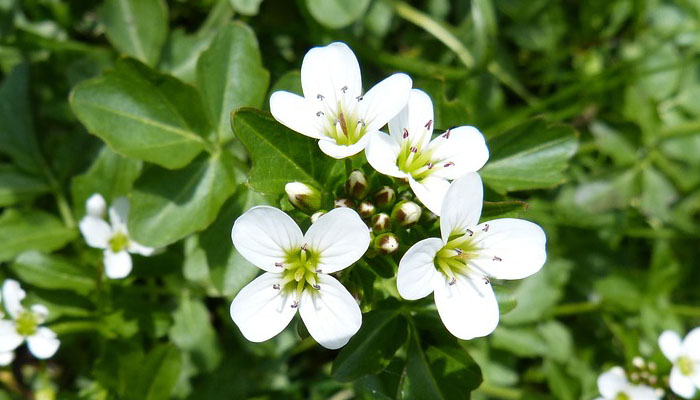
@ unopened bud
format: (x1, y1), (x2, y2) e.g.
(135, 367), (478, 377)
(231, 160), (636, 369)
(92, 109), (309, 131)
(373, 233), (399, 254)
(86, 193), (106, 217)
(358, 201), (376, 218)
(371, 213), (391, 232)
(374, 186), (396, 209)
(648, 362), (657, 372)
(629, 372), (640, 383)
(345, 169), (370, 199)
(310, 210), (327, 223)
(391, 201), (422, 227)
(632, 356), (645, 369)
(285, 182), (321, 214)
(398, 190), (413, 201)
(334, 198), (355, 208)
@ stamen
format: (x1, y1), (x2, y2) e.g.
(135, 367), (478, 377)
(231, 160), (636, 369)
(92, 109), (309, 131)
(356, 95), (363, 101)
(410, 146), (418, 153)
(426, 162), (433, 169)
(449, 277), (457, 286)
(493, 256), (502, 262)
(443, 129), (451, 139)
(483, 224), (489, 232)
(425, 120), (433, 130)
(315, 269), (322, 273)
(316, 111), (324, 117)
(466, 229), (474, 236)
(341, 86), (348, 93)
(338, 112), (348, 136)
(291, 301), (299, 309)
(358, 119), (365, 126)
(273, 284), (281, 290)
(444, 161), (455, 167)
(301, 243), (308, 251)
(317, 94), (324, 100)
(482, 276), (490, 285)
(403, 128), (409, 139)
(312, 284), (321, 290)
(275, 262), (283, 268)
(454, 248), (463, 255)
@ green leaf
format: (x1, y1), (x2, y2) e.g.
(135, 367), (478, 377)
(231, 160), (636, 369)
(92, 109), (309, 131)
(197, 22), (269, 142)
(306, 0), (371, 29)
(99, 0), (168, 66)
(123, 344), (182, 400)
(0, 165), (50, 206)
(0, 209), (76, 262)
(400, 335), (482, 400)
(70, 58), (212, 169)
(10, 251), (95, 294)
(640, 166), (677, 224)
(332, 308), (408, 382)
(231, 108), (335, 196)
(481, 119), (578, 193)
(128, 152), (237, 248)
(0, 64), (45, 175)
(269, 70), (302, 97)
(169, 295), (222, 372)
(480, 200), (528, 221)
(71, 146), (142, 217)
(230, 0), (264, 16)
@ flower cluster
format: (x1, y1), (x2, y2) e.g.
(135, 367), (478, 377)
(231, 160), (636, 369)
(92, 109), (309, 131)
(0, 280), (60, 365)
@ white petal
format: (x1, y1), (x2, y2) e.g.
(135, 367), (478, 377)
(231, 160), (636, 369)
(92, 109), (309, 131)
(397, 238), (443, 300)
(318, 134), (370, 159)
(231, 206), (304, 272)
(470, 218), (547, 280)
(128, 241), (156, 256)
(681, 327), (700, 360)
(433, 274), (499, 340)
(27, 327), (60, 359)
(359, 73), (413, 132)
(439, 172), (483, 241)
(625, 385), (661, 400)
(659, 330), (683, 362)
(388, 89), (434, 150)
(304, 208), (370, 274)
(299, 274), (362, 349)
(598, 367), (629, 398)
(109, 196), (130, 231)
(269, 91), (325, 139)
(230, 272), (297, 343)
(301, 42), (362, 101)
(86, 193), (107, 217)
(428, 126), (489, 179)
(670, 367), (696, 399)
(0, 320), (23, 352)
(0, 351), (14, 366)
(31, 304), (49, 324)
(79, 215), (111, 249)
(692, 369), (700, 390)
(365, 131), (406, 178)
(2, 279), (26, 319)
(104, 249), (132, 279)
(409, 175), (450, 216)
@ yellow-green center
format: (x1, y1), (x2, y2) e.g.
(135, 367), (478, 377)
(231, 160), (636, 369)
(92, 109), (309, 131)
(318, 99), (366, 146)
(15, 310), (39, 336)
(434, 231), (481, 284)
(396, 140), (437, 180)
(109, 232), (129, 253)
(276, 246), (322, 299)
(678, 356), (695, 376)
(615, 393), (630, 400)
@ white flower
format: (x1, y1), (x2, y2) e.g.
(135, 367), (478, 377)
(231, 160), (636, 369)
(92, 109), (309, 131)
(0, 280), (60, 360)
(0, 292), (13, 367)
(366, 89), (489, 215)
(396, 172), (546, 340)
(79, 194), (155, 279)
(229, 206), (370, 349)
(594, 367), (660, 400)
(270, 42), (412, 159)
(659, 328), (700, 398)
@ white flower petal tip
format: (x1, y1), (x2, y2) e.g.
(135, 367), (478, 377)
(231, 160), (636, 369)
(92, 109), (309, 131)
(2, 279), (26, 319)
(659, 330), (683, 362)
(86, 193), (107, 217)
(670, 367), (696, 399)
(269, 91), (324, 139)
(433, 275), (499, 340)
(440, 172), (484, 237)
(397, 238), (443, 300)
(0, 351), (14, 366)
(0, 320), (23, 353)
(304, 207), (370, 274)
(79, 215), (112, 249)
(27, 327), (60, 359)
(318, 134), (370, 159)
(104, 250), (132, 279)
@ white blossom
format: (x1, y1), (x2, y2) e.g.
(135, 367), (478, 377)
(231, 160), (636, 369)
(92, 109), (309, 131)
(659, 328), (700, 398)
(230, 206), (370, 349)
(366, 89), (489, 215)
(594, 367), (660, 400)
(396, 173), (546, 340)
(79, 194), (155, 279)
(270, 42), (412, 159)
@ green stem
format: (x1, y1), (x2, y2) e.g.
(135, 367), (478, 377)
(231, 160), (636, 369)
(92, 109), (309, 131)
(553, 301), (601, 316)
(475, 383), (522, 399)
(345, 158), (353, 177)
(670, 304), (700, 317)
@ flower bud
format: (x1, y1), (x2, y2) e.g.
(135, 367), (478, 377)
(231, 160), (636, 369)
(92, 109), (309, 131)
(391, 200), (422, 227)
(357, 201), (375, 218)
(373, 186), (396, 210)
(86, 193), (106, 217)
(373, 233), (399, 255)
(334, 198), (355, 209)
(310, 210), (327, 223)
(285, 182), (322, 214)
(371, 213), (391, 232)
(345, 169), (370, 199)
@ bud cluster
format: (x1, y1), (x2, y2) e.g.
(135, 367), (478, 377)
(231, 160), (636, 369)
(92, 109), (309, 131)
(628, 356), (663, 396)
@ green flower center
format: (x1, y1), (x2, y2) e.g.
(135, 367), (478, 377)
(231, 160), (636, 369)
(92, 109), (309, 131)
(434, 231), (483, 284)
(678, 356), (695, 376)
(109, 231), (129, 253)
(316, 95), (367, 146)
(615, 393), (630, 400)
(15, 310), (39, 336)
(396, 128), (456, 181)
(275, 245), (322, 305)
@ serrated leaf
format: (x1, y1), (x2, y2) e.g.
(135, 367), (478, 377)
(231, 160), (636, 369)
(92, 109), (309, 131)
(10, 251), (95, 294)
(0, 209), (76, 262)
(481, 119), (578, 193)
(70, 58), (212, 169)
(231, 108), (335, 196)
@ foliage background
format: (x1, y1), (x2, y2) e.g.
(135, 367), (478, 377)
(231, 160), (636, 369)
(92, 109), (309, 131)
(1, 0), (700, 399)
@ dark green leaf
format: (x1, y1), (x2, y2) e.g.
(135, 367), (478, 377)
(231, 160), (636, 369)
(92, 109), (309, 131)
(480, 201), (528, 221)
(0, 209), (76, 262)
(306, 0), (371, 29)
(10, 251), (95, 294)
(0, 165), (50, 206)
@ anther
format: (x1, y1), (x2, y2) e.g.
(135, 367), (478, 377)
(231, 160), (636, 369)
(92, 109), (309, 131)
(275, 262), (283, 268)
(341, 86), (348, 93)
(449, 277), (457, 286)
(443, 129), (451, 139)
(466, 229), (474, 236)
(444, 161), (455, 167)
(317, 94), (324, 100)
(483, 224), (489, 232)
(454, 248), (463, 255)
(493, 256), (502, 262)
(273, 284), (280, 290)
(425, 120), (433, 130)
(426, 162), (433, 169)
(316, 111), (324, 117)
(482, 276), (490, 285)
(358, 119), (365, 126)
(402, 128), (409, 139)
(312, 284), (321, 290)
(315, 269), (322, 273)
(291, 301), (299, 309)
(301, 243), (308, 251)
(356, 95), (363, 101)
(410, 146), (418, 153)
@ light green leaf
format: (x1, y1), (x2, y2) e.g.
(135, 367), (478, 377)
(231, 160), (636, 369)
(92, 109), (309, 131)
(123, 344), (182, 400)
(128, 152), (237, 248)
(640, 166), (677, 224)
(481, 119), (578, 193)
(0, 209), (76, 262)
(0, 165), (50, 206)
(306, 0), (371, 29)
(231, 108), (335, 196)
(197, 22), (269, 142)
(230, 0), (264, 16)
(70, 58), (212, 170)
(10, 251), (95, 294)
(99, 0), (168, 66)
(332, 308), (408, 382)
(169, 295), (222, 372)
